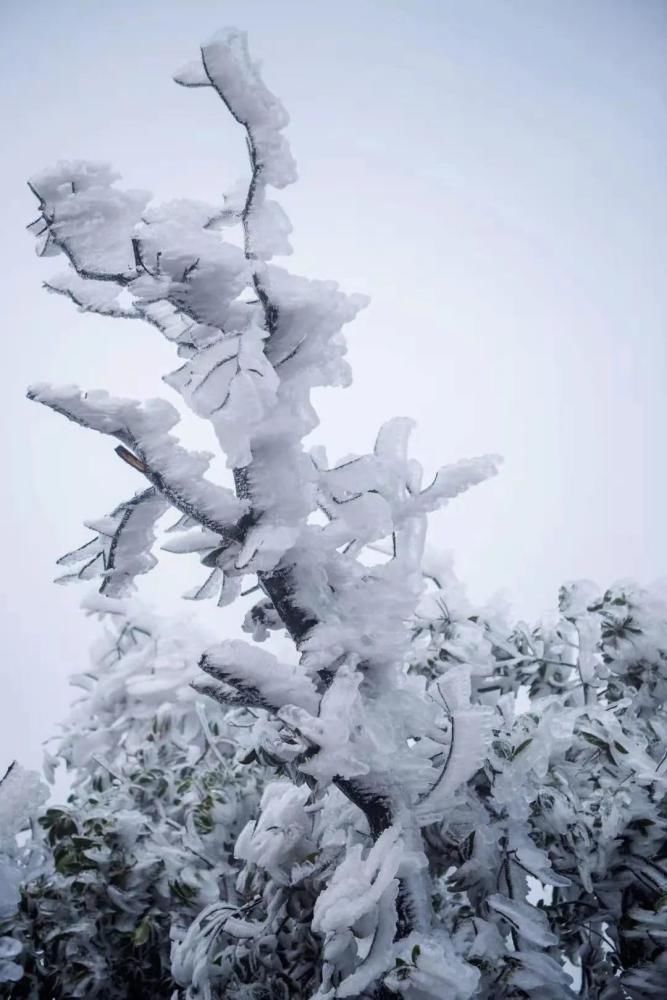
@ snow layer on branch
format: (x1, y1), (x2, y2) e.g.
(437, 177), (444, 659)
(164, 264), (368, 466)
(245, 194), (293, 260)
(333, 880), (397, 998)
(160, 527), (221, 555)
(27, 385), (247, 532)
(413, 454), (501, 514)
(44, 270), (137, 318)
(27, 383), (177, 439)
(28, 161), (148, 279)
(195, 29), (297, 189)
(199, 639), (319, 713)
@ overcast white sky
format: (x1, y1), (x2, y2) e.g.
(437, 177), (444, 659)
(1, 0), (665, 777)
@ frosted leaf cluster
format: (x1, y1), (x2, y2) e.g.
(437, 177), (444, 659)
(4, 606), (264, 997)
(0, 764), (47, 984)
(6, 582), (667, 997)
(408, 577), (667, 997)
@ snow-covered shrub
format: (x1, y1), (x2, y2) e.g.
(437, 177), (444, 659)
(0, 763), (48, 987)
(411, 571), (667, 997)
(9, 576), (667, 998)
(17, 25), (667, 1000)
(6, 602), (262, 998)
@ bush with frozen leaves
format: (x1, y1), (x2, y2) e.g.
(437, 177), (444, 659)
(0, 763), (48, 987)
(3, 604), (262, 998)
(411, 568), (667, 998)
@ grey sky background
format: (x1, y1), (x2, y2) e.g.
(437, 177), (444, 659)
(1, 0), (665, 777)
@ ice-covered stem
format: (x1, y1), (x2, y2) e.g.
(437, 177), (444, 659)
(181, 35), (323, 648)
(231, 467), (317, 646)
(332, 777), (424, 937)
(193, 31), (296, 333)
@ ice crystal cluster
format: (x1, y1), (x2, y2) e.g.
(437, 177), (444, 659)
(4, 27), (666, 1000)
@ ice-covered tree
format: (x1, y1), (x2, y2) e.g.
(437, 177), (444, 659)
(23, 26), (500, 999)
(18, 26), (667, 1000)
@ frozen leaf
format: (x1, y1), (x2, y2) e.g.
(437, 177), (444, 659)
(198, 639), (319, 713)
(488, 893), (558, 947)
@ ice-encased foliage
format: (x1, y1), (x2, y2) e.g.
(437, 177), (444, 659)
(18, 24), (667, 1000)
(409, 573), (667, 998)
(7, 580), (667, 998)
(5, 602), (264, 998)
(0, 764), (48, 985)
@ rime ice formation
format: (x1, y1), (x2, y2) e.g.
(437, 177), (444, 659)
(16, 25), (666, 1000)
